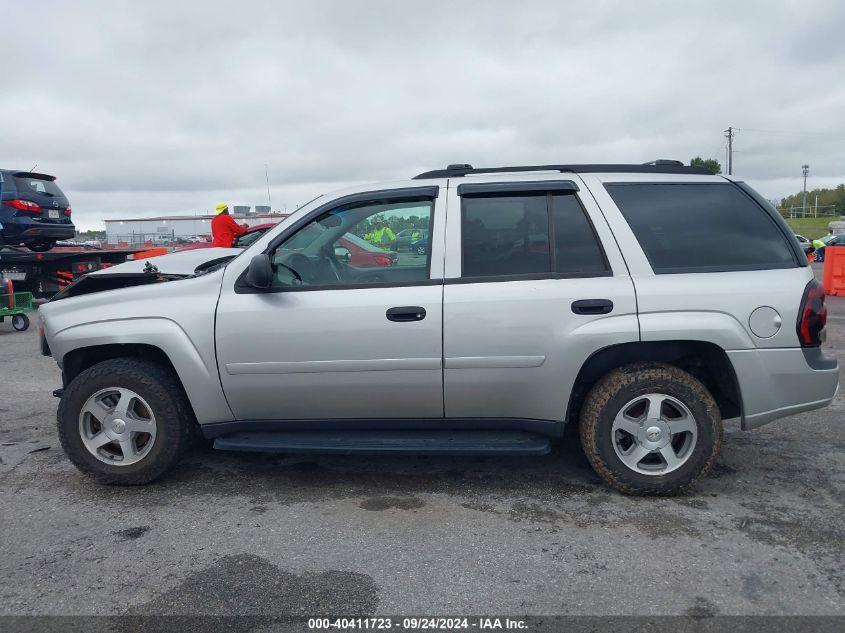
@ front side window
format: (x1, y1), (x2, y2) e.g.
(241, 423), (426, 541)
(606, 183), (797, 273)
(267, 198), (434, 289)
(461, 192), (608, 278)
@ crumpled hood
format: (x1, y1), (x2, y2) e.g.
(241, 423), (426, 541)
(91, 247), (242, 276)
(51, 247), (242, 301)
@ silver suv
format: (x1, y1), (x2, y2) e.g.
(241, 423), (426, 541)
(38, 161), (839, 495)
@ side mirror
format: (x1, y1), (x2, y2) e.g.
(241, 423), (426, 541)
(334, 246), (351, 262)
(246, 254), (273, 289)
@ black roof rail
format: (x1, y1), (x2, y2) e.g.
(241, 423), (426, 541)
(413, 161), (711, 179)
(642, 159), (685, 166)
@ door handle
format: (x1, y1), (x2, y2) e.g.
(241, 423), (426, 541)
(386, 306), (427, 322)
(571, 299), (613, 315)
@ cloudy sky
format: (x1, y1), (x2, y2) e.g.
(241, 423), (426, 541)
(2, 0), (844, 230)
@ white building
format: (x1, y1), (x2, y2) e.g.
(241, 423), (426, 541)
(104, 213), (288, 245)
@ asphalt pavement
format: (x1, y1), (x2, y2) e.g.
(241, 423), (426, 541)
(0, 273), (843, 618)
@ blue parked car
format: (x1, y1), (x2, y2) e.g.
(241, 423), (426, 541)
(0, 170), (75, 251)
(410, 235), (428, 255)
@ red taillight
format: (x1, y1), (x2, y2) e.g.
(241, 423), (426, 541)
(797, 279), (827, 347)
(374, 255), (392, 266)
(64, 208), (72, 216)
(5, 199), (41, 213)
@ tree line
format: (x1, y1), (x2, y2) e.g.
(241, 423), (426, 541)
(689, 156), (845, 215)
(777, 184), (845, 215)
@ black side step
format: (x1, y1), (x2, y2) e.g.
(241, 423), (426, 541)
(213, 430), (551, 456)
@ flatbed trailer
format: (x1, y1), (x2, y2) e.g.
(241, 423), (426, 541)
(0, 245), (149, 298)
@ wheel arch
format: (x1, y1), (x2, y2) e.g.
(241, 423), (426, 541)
(566, 340), (742, 425)
(54, 322), (234, 426)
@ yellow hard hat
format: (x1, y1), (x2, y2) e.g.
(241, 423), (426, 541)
(215, 202), (228, 214)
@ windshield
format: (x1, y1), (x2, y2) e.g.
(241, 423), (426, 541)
(235, 228), (268, 248)
(341, 232), (379, 251)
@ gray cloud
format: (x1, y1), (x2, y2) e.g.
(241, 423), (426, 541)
(2, 0), (844, 229)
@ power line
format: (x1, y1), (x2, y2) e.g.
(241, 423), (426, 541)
(736, 127), (844, 138)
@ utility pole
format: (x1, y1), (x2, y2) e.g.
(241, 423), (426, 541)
(265, 164), (272, 209)
(724, 127), (735, 175)
(802, 164), (810, 218)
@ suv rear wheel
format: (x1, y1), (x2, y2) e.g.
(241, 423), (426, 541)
(57, 358), (193, 484)
(579, 363), (722, 495)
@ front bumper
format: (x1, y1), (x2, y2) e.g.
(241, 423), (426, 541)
(728, 347), (840, 430)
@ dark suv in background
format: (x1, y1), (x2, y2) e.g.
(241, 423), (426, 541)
(0, 169), (75, 251)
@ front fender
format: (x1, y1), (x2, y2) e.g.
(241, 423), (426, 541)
(51, 317), (234, 424)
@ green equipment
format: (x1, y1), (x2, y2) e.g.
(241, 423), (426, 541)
(0, 278), (34, 332)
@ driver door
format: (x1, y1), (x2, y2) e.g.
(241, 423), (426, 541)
(215, 186), (446, 421)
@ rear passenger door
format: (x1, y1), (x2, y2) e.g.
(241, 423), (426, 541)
(442, 178), (639, 423)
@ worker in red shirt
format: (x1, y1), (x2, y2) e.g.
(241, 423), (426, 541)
(211, 202), (248, 247)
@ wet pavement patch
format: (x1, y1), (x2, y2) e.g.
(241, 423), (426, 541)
(128, 553), (378, 616)
(113, 526), (151, 541)
(359, 496), (425, 511)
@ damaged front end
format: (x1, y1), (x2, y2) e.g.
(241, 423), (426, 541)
(51, 251), (240, 300)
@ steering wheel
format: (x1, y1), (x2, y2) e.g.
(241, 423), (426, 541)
(283, 253), (315, 283)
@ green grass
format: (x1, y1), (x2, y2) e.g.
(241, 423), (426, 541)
(784, 216), (833, 239)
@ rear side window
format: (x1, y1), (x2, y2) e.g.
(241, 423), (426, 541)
(14, 176), (65, 198)
(463, 195), (550, 276)
(606, 183), (797, 273)
(552, 195), (609, 274)
(461, 193), (608, 278)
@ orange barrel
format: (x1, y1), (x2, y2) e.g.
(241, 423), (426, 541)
(823, 246), (845, 296)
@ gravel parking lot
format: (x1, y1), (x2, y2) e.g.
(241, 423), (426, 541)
(1, 276), (843, 618)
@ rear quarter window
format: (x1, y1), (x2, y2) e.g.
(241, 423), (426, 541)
(606, 183), (798, 273)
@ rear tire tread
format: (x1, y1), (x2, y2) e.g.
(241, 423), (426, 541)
(579, 362), (723, 496)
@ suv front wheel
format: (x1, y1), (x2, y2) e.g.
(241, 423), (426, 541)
(579, 363), (722, 495)
(57, 358), (193, 484)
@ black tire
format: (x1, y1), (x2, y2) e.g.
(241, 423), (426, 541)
(416, 246), (426, 255)
(11, 314), (29, 331)
(57, 358), (194, 485)
(26, 240), (56, 252)
(579, 362), (722, 496)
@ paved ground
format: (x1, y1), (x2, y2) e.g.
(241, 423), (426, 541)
(0, 275), (843, 618)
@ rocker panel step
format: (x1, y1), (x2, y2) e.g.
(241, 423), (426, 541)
(213, 430), (551, 456)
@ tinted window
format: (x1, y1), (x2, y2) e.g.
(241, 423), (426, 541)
(552, 195), (608, 274)
(460, 193), (608, 278)
(14, 176), (65, 198)
(462, 195), (551, 277)
(606, 183), (797, 273)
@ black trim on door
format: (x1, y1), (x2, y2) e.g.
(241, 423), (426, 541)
(386, 306), (427, 322)
(443, 271), (612, 285)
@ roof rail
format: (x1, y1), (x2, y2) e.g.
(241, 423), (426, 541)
(413, 161), (711, 179)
